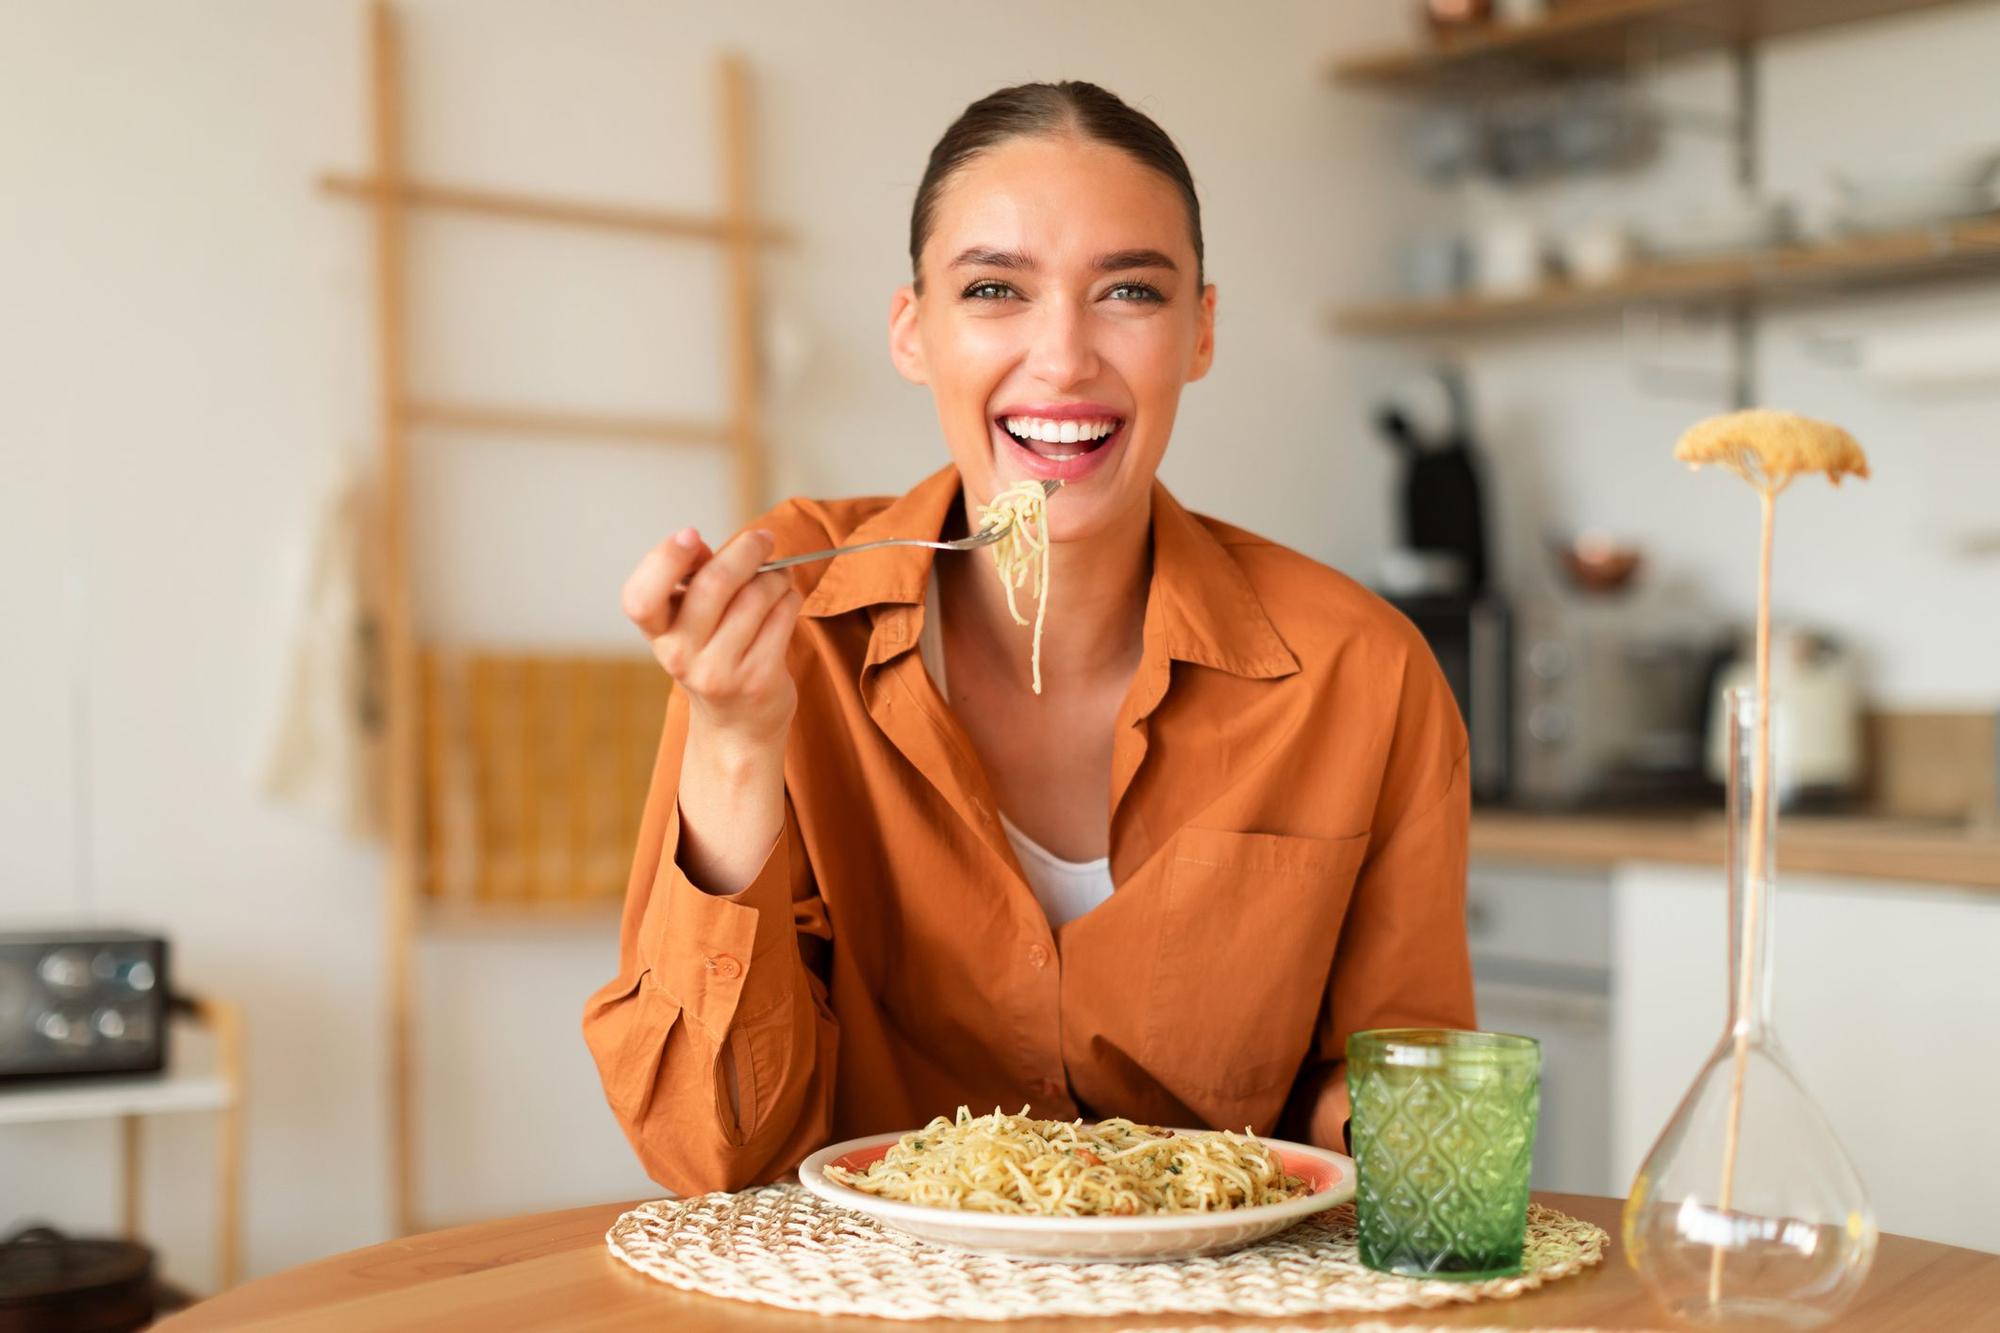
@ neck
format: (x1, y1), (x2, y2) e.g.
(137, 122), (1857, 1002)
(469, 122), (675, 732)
(940, 486), (1151, 692)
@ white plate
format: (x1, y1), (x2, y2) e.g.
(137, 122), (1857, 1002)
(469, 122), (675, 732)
(797, 1129), (1355, 1263)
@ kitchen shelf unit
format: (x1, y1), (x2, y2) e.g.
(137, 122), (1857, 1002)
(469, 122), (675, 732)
(1334, 212), (2000, 335)
(1329, 0), (1986, 91)
(319, 1), (787, 1236)
(1325, 0), (2000, 402)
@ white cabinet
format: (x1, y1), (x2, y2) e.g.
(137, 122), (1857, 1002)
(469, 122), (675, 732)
(1612, 863), (2000, 1253)
(1467, 863), (1615, 1196)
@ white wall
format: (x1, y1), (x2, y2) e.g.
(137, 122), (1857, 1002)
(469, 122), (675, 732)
(1411, 6), (2000, 708)
(0, 0), (1416, 1287)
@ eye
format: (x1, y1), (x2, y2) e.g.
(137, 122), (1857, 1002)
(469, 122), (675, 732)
(1106, 282), (1164, 303)
(961, 280), (1017, 301)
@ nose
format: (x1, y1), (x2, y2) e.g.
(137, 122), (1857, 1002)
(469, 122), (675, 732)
(1025, 295), (1099, 389)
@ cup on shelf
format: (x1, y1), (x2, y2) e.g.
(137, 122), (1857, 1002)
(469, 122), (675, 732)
(1557, 220), (1634, 286)
(1495, 0), (1549, 24)
(1472, 219), (1547, 297)
(1401, 233), (1471, 299)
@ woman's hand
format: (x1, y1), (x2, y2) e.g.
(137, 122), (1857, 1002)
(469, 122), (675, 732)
(623, 526), (803, 895)
(622, 526), (804, 752)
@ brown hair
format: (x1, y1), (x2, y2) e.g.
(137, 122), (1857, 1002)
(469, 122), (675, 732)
(908, 81), (1204, 293)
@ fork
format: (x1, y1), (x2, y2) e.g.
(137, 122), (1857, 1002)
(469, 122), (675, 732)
(753, 478), (1061, 573)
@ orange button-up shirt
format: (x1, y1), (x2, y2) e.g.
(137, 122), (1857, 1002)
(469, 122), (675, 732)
(583, 467), (1475, 1196)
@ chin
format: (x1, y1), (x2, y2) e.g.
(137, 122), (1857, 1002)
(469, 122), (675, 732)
(1041, 486), (1140, 545)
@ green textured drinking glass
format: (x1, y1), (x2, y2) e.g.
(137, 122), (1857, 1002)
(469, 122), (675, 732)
(1348, 1028), (1542, 1279)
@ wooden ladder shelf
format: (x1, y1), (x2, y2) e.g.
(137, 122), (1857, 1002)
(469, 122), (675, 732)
(320, 0), (789, 1235)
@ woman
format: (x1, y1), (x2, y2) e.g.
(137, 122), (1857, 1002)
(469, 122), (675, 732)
(584, 81), (1474, 1196)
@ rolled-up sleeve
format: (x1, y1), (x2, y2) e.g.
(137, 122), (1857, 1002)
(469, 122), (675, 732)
(582, 685), (838, 1195)
(1280, 647), (1478, 1149)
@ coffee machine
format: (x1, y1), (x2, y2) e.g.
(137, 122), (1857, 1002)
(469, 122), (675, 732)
(1374, 367), (1510, 803)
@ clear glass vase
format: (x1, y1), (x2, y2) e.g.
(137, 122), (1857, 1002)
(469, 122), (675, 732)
(1623, 688), (1878, 1328)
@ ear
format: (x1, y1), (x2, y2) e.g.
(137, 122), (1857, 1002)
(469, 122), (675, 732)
(887, 284), (929, 386)
(1185, 282), (1217, 384)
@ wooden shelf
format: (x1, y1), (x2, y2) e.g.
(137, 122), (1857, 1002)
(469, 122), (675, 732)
(0, 1070), (232, 1127)
(1470, 808), (2000, 890)
(1333, 212), (2000, 335)
(1330, 0), (1988, 91)
(420, 896), (624, 930)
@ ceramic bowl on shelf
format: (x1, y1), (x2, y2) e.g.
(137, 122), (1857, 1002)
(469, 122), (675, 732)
(797, 1131), (1355, 1263)
(1551, 533), (1644, 594)
(1644, 196), (1797, 259)
(1829, 152), (2000, 234)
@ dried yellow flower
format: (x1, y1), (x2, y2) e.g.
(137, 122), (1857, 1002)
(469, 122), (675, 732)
(1673, 406), (1868, 1273)
(1673, 409), (1870, 494)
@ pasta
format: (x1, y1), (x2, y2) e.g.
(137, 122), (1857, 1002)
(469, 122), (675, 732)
(824, 1106), (1309, 1217)
(976, 481), (1052, 695)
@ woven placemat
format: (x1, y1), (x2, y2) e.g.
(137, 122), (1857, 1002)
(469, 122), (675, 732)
(605, 1184), (1608, 1321)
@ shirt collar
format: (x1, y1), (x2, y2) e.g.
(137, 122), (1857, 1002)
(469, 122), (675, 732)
(799, 466), (959, 620)
(802, 465), (1299, 680)
(1147, 483), (1299, 680)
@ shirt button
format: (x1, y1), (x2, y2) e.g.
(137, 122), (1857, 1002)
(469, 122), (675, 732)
(706, 954), (743, 980)
(1026, 944), (1050, 969)
(1035, 1077), (1064, 1098)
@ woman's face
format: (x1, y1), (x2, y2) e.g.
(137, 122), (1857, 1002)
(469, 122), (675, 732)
(889, 134), (1215, 542)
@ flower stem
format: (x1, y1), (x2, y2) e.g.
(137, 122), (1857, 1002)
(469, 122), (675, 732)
(1710, 486), (1777, 1306)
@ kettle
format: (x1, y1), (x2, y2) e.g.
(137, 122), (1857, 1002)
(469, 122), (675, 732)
(1704, 628), (1864, 806)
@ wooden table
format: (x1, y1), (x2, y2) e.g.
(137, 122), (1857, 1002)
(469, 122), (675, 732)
(161, 1193), (2000, 1331)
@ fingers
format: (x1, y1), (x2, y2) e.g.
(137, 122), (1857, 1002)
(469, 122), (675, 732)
(621, 528), (711, 638)
(703, 569), (794, 671)
(673, 528), (776, 649)
(740, 583), (805, 681)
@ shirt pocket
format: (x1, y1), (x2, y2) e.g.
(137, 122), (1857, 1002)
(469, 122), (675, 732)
(1142, 825), (1370, 1100)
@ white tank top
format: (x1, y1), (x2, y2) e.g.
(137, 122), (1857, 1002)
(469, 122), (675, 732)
(917, 567), (1115, 927)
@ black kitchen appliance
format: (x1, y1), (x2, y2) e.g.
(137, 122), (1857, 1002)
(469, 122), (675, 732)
(1376, 367), (1509, 801)
(1390, 594), (1512, 804)
(1375, 366), (1491, 600)
(0, 931), (170, 1084)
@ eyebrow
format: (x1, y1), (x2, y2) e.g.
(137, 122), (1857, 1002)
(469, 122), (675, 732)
(948, 246), (1179, 274)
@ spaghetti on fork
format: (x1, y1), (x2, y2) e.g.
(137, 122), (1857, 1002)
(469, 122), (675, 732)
(976, 480), (1054, 694)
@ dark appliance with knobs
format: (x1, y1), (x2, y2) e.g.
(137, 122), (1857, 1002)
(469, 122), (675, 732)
(0, 930), (170, 1084)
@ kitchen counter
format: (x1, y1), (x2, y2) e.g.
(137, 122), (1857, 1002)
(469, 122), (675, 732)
(1470, 808), (2000, 892)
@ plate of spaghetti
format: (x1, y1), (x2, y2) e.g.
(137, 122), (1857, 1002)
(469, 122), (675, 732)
(798, 1106), (1355, 1262)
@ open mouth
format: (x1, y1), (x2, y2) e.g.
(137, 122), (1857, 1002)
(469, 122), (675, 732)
(992, 413), (1127, 480)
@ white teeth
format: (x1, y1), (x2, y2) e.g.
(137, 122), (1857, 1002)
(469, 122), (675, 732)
(1000, 415), (1121, 444)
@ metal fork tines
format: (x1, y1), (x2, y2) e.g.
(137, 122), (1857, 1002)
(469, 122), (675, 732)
(755, 478), (1059, 574)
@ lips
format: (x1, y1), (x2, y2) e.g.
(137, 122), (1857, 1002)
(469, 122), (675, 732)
(991, 413), (1127, 482)
(989, 401), (1131, 482)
